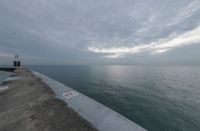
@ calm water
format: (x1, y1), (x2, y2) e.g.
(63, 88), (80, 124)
(0, 71), (11, 84)
(29, 65), (200, 131)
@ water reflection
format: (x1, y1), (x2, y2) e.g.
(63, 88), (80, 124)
(29, 65), (200, 131)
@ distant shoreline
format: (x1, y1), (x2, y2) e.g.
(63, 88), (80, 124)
(0, 67), (16, 72)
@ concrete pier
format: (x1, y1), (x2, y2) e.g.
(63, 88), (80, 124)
(0, 68), (97, 131)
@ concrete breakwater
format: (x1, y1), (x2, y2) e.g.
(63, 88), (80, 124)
(0, 68), (97, 131)
(0, 68), (146, 131)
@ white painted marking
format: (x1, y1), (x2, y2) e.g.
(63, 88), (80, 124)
(0, 86), (8, 92)
(5, 76), (21, 81)
(63, 91), (79, 99)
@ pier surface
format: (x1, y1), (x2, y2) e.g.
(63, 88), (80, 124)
(0, 68), (97, 131)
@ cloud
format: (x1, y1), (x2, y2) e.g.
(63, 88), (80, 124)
(0, 51), (13, 58)
(88, 26), (200, 58)
(0, 53), (12, 58)
(0, 0), (200, 64)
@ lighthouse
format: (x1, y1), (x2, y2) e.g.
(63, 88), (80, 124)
(13, 54), (21, 67)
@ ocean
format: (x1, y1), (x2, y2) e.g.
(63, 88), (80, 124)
(29, 65), (200, 131)
(0, 71), (11, 84)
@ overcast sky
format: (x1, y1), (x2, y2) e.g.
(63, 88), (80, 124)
(0, 0), (200, 65)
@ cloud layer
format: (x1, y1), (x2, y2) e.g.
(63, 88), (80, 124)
(0, 0), (200, 65)
(89, 26), (200, 58)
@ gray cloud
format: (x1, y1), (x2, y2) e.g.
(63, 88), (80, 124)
(0, 0), (200, 65)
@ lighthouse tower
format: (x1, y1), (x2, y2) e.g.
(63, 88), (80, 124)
(13, 54), (21, 67)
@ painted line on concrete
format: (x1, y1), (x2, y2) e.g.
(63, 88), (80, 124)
(0, 86), (8, 92)
(5, 76), (21, 81)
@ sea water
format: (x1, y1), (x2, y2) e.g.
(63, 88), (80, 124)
(0, 71), (11, 84)
(29, 65), (200, 131)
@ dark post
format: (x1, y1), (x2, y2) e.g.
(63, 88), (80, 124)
(13, 54), (21, 67)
